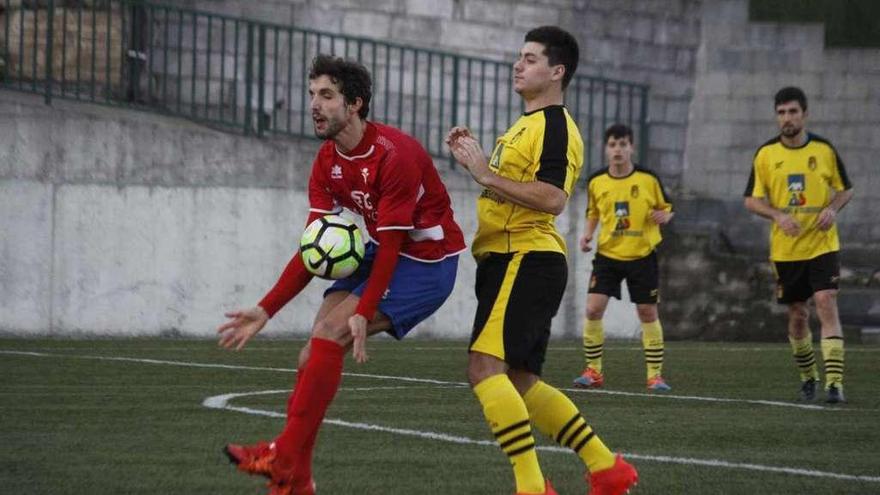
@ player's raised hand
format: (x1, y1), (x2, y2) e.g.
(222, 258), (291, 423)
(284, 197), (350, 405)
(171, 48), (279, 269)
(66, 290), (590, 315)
(448, 135), (492, 185)
(815, 207), (837, 231)
(444, 126), (472, 148)
(774, 213), (801, 237)
(349, 314), (369, 363)
(217, 306), (269, 351)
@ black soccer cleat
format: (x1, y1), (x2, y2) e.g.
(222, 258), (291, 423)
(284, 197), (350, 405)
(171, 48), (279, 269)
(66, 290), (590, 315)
(826, 384), (846, 404)
(799, 378), (817, 401)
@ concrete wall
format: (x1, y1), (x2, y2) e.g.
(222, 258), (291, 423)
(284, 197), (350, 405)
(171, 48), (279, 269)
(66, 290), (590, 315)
(685, 0), (880, 257)
(1, 90), (648, 337)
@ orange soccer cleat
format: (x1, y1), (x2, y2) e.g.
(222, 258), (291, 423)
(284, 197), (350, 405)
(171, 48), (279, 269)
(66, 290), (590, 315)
(588, 455), (638, 495)
(574, 367), (605, 389)
(646, 375), (671, 392)
(224, 441), (275, 478)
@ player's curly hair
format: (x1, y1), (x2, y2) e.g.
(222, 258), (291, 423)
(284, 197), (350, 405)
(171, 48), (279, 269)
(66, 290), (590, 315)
(309, 54), (372, 119)
(524, 26), (580, 90)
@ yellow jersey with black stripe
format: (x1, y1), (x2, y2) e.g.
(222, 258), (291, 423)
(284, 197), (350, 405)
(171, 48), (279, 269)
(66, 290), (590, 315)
(471, 105), (583, 259)
(744, 133), (852, 261)
(586, 166), (672, 261)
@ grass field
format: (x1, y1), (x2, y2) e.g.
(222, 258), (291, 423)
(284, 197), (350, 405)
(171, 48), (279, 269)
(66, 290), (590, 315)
(2, 337), (879, 495)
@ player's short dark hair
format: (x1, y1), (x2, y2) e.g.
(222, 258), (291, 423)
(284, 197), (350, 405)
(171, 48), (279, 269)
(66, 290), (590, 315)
(524, 26), (579, 90)
(309, 54), (372, 119)
(774, 86), (807, 112)
(604, 123), (634, 144)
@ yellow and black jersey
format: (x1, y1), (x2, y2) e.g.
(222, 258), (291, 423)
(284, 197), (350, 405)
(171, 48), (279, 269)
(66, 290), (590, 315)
(586, 166), (672, 261)
(471, 105), (583, 259)
(744, 133), (852, 262)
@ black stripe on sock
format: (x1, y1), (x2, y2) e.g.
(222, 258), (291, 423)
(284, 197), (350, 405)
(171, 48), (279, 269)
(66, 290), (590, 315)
(506, 442), (536, 457)
(563, 422), (588, 448)
(572, 430), (596, 454)
(499, 432), (533, 450)
(494, 420), (530, 439)
(555, 414), (581, 444)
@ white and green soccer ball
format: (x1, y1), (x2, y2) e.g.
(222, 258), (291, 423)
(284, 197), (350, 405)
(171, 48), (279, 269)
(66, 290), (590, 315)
(300, 215), (365, 279)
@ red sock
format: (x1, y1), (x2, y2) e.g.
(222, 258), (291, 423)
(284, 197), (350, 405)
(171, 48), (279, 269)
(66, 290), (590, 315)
(273, 337), (345, 484)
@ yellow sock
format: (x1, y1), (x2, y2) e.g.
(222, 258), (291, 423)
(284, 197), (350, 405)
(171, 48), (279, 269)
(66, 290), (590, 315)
(523, 380), (615, 473)
(788, 333), (819, 382)
(473, 374), (545, 494)
(641, 320), (664, 380)
(821, 337), (845, 389)
(583, 319), (604, 373)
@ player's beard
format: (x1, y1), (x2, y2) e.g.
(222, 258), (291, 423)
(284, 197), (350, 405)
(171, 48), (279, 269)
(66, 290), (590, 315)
(781, 123), (802, 138)
(313, 114), (344, 139)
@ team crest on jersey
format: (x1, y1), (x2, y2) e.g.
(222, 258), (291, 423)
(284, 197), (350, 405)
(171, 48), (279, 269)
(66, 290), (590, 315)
(331, 164), (343, 180)
(808, 156), (817, 171)
(614, 201), (630, 230)
(631, 185), (639, 198)
(489, 145), (503, 171)
(787, 174), (806, 206)
(361, 167), (370, 184)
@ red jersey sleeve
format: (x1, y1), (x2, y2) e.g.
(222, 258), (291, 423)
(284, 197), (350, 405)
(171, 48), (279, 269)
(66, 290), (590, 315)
(354, 229), (405, 320)
(257, 211), (323, 318)
(375, 148), (420, 231)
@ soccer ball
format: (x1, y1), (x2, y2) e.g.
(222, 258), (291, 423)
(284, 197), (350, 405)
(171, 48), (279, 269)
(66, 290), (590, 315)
(300, 215), (365, 279)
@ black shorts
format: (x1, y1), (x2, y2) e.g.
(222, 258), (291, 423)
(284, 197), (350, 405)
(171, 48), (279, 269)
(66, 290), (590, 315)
(588, 252), (659, 304)
(773, 251), (840, 304)
(469, 251), (567, 376)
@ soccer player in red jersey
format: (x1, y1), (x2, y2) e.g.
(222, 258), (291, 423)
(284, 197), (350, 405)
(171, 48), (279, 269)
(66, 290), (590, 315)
(217, 54), (466, 495)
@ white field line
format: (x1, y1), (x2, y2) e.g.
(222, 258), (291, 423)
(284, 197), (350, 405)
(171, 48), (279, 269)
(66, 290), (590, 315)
(203, 390), (880, 484)
(0, 350), (866, 412)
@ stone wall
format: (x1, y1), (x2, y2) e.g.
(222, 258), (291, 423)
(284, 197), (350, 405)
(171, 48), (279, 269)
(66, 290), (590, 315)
(685, 0), (880, 259)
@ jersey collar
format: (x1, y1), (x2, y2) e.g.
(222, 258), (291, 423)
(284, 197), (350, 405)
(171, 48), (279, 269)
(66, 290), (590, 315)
(336, 121), (377, 160)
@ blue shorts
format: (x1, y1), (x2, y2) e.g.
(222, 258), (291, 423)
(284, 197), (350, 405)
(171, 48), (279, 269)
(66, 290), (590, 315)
(325, 243), (459, 339)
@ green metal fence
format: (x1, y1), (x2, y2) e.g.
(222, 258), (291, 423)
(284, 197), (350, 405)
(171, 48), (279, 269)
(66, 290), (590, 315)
(0, 0), (650, 172)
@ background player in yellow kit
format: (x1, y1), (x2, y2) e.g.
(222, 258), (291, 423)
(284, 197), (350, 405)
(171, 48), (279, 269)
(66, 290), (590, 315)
(744, 86), (853, 404)
(574, 123), (674, 392)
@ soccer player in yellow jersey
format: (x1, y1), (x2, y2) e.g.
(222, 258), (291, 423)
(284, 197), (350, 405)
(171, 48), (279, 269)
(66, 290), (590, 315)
(573, 124), (674, 392)
(744, 86), (853, 404)
(445, 26), (637, 495)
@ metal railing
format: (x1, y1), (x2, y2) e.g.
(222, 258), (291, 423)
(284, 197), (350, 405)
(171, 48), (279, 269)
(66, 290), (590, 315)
(0, 0), (650, 173)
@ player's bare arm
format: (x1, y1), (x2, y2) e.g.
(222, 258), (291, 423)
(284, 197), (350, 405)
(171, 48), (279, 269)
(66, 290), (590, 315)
(447, 133), (566, 215)
(217, 306), (270, 351)
(816, 188), (854, 231)
(580, 217), (599, 252)
(744, 196), (801, 236)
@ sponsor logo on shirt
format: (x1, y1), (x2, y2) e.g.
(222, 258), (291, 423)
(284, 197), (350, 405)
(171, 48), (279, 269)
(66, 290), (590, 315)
(331, 164), (343, 180)
(614, 201), (630, 231)
(787, 174), (806, 206)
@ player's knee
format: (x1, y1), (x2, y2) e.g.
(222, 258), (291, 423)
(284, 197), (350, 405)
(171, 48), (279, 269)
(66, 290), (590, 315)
(788, 303), (809, 326)
(636, 304), (658, 322)
(297, 343), (311, 368)
(813, 290), (838, 309)
(467, 354), (504, 387)
(310, 318), (348, 345)
(585, 306), (605, 320)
